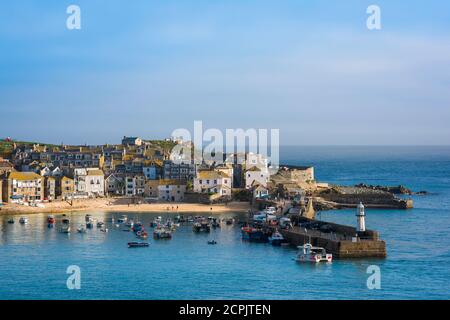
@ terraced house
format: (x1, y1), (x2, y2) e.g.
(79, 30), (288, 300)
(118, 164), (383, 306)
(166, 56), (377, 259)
(193, 169), (232, 196)
(1, 171), (44, 203)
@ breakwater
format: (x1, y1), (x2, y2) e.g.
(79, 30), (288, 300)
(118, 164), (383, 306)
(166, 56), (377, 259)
(281, 216), (386, 258)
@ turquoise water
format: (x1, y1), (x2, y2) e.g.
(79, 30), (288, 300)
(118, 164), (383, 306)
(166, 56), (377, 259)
(1, 146), (449, 299)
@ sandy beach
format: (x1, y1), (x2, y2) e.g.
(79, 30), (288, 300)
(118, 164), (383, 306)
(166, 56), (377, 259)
(0, 198), (251, 215)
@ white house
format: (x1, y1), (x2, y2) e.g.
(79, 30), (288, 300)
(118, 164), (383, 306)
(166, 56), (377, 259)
(245, 166), (270, 189)
(74, 168), (105, 197)
(193, 170), (232, 196)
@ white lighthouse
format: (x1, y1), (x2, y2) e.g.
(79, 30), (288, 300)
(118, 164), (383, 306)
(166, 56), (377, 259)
(356, 202), (366, 232)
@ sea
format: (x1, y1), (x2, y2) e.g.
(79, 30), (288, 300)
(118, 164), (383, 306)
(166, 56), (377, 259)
(0, 146), (449, 300)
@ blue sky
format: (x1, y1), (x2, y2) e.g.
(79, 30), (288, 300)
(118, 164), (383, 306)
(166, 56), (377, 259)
(0, 0), (449, 145)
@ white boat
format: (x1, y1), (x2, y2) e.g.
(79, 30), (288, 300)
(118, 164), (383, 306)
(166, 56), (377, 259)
(268, 231), (286, 246)
(295, 244), (332, 263)
(117, 215), (127, 223)
(125, 220), (134, 228)
(77, 225), (87, 233)
(85, 214), (92, 222)
(19, 217), (28, 224)
(60, 225), (71, 233)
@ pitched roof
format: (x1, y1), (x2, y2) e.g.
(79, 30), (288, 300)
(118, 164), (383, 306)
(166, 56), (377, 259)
(8, 171), (42, 181)
(246, 166), (261, 172)
(198, 170), (230, 179)
(86, 169), (104, 176)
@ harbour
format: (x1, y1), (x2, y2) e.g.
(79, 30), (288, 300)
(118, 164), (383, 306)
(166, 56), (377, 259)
(0, 146), (449, 299)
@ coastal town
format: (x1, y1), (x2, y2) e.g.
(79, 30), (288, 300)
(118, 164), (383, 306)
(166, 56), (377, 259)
(0, 136), (413, 216)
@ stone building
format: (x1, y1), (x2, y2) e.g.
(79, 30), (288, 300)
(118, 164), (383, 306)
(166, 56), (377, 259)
(57, 176), (74, 200)
(2, 171), (44, 203)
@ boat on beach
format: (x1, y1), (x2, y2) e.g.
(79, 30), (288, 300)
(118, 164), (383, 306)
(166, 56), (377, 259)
(295, 244), (333, 263)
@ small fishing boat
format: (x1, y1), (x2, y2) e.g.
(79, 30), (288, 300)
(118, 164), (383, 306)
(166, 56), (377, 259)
(100, 227), (109, 233)
(19, 217), (28, 224)
(62, 218), (70, 224)
(192, 220), (211, 233)
(86, 221), (94, 229)
(132, 222), (144, 233)
(85, 214), (92, 222)
(207, 240), (217, 245)
(137, 230), (148, 239)
(241, 226), (267, 242)
(126, 220), (134, 228)
(128, 242), (149, 248)
(96, 221), (105, 228)
(268, 231), (286, 246)
(77, 225), (87, 233)
(47, 215), (56, 224)
(117, 215), (127, 223)
(60, 225), (71, 233)
(150, 216), (162, 227)
(7, 218), (14, 224)
(153, 227), (172, 239)
(295, 244), (333, 263)
(225, 218), (234, 225)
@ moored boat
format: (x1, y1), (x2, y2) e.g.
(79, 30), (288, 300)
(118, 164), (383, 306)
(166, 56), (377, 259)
(295, 244), (332, 263)
(60, 224), (71, 233)
(192, 220), (211, 233)
(47, 215), (55, 224)
(153, 227), (172, 239)
(85, 214), (92, 222)
(241, 226), (267, 242)
(117, 215), (127, 223)
(86, 221), (94, 229)
(19, 217), (28, 224)
(128, 242), (149, 248)
(97, 221), (105, 228)
(7, 218), (14, 224)
(77, 225), (87, 233)
(268, 231), (286, 246)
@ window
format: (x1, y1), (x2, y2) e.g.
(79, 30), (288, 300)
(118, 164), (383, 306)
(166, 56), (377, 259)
(199, 180), (202, 184)
(214, 180), (217, 184)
